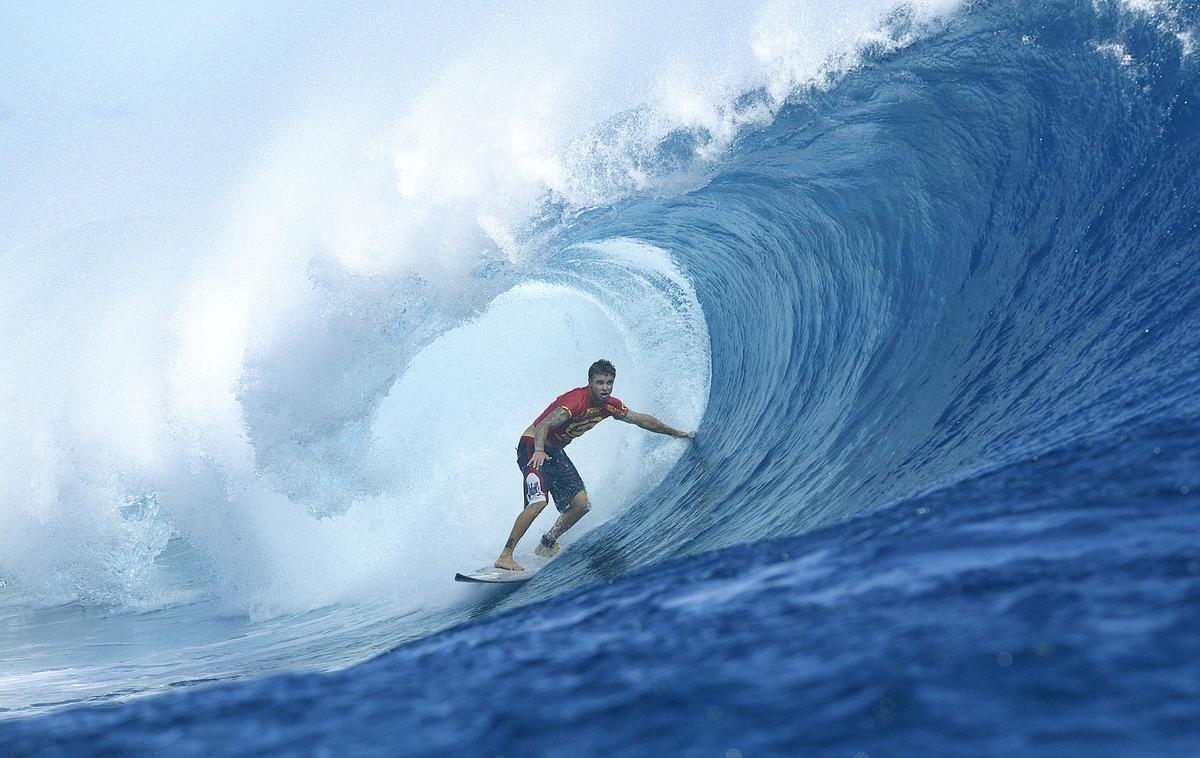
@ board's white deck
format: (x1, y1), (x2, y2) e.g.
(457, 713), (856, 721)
(455, 556), (551, 583)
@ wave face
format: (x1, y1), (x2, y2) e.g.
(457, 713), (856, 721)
(3, 0), (1200, 753)
(571, 0), (1200, 561)
(508, 0), (1200, 600)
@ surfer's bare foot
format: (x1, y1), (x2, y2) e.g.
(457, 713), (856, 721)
(494, 554), (524, 571)
(535, 539), (560, 558)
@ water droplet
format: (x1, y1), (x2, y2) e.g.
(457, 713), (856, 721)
(1182, 486), (1192, 495)
(997, 652), (1014, 667)
(916, 506), (929, 515)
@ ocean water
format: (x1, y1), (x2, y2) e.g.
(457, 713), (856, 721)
(2, 0), (1198, 755)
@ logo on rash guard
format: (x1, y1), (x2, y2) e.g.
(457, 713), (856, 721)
(525, 473), (545, 505)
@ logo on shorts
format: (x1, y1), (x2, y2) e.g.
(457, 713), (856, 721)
(525, 473), (545, 505)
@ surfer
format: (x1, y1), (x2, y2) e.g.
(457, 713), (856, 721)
(494, 359), (695, 571)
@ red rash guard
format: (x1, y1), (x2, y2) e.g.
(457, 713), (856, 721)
(526, 386), (629, 448)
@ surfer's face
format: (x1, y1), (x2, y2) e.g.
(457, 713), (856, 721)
(588, 373), (614, 404)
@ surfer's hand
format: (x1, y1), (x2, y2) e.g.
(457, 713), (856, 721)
(529, 450), (550, 469)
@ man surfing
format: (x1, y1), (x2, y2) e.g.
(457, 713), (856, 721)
(494, 359), (695, 571)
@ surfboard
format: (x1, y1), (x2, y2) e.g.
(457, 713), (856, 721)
(455, 555), (552, 583)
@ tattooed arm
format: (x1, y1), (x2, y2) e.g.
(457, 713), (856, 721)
(528, 407), (570, 469)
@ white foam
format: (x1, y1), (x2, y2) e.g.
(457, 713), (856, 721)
(1113, 0), (1196, 56)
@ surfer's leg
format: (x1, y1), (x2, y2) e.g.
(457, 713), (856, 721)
(537, 450), (588, 552)
(496, 499), (548, 570)
(498, 440), (553, 570)
(542, 490), (591, 546)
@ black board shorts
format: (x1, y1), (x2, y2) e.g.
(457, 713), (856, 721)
(517, 437), (585, 513)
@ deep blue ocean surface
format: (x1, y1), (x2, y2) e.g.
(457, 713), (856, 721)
(2, 0), (1198, 755)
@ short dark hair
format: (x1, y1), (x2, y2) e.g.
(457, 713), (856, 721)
(588, 359), (616, 380)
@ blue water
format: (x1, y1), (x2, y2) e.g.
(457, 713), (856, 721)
(3, 0), (1199, 754)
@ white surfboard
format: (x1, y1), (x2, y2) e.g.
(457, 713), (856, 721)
(455, 555), (552, 583)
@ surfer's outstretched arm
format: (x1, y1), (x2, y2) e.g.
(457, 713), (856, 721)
(621, 410), (694, 439)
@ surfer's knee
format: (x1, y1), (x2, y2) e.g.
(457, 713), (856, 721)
(571, 492), (591, 514)
(525, 499), (548, 515)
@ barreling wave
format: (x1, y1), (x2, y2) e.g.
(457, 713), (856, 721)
(518, 0), (1200, 596)
(0, 0), (965, 615)
(1, 0), (1198, 730)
